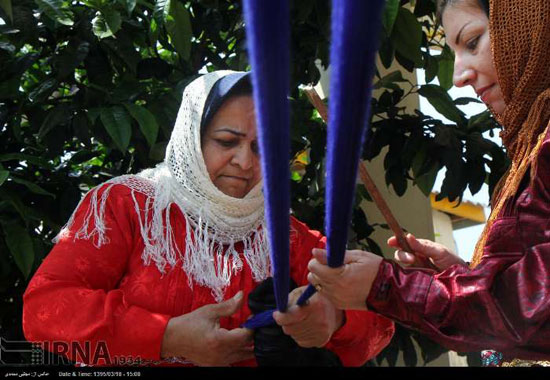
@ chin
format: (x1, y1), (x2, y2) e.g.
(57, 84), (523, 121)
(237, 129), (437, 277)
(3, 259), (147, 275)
(490, 101), (506, 116)
(221, 188), (246, 199)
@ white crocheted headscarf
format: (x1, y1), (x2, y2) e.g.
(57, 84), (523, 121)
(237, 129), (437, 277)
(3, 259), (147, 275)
(56, 71), (271, 301)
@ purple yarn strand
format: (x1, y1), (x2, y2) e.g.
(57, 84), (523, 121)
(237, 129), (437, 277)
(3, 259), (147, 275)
(299, 0), (385, 305)
(242, 310), (275, 330)
(325, 0), (385, 267)
(242, 0), (291, 313)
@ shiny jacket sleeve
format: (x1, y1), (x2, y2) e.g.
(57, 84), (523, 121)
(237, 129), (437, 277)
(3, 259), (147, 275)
(290, 218), (395, 366)
(22, 185), (172, 365)
(366, 133), (550, 360)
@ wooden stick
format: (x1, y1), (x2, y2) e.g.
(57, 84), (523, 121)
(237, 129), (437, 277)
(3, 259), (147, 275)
(304, 87), (436, 270)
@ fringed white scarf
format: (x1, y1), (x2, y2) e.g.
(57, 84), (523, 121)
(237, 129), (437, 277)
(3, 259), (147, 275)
(55, 71), (271, 302)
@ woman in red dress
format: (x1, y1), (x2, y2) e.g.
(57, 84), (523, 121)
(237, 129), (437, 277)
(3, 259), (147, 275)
(22, 71), (394, 367)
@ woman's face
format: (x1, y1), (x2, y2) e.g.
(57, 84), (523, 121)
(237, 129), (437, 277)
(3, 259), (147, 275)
(442, 2), (506, 115)
(202, 95), (262, 198)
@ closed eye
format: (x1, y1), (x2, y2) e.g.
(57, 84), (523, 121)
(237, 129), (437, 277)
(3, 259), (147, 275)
(215, 139), (239, 148)
(466, 36), (480, 51)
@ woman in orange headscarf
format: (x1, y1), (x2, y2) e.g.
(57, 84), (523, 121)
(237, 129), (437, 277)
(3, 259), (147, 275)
(308, 0), (550, 366)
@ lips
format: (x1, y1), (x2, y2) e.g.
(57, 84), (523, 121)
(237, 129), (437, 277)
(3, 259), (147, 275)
(476, 84), (495, 103)
(220, 175), (249, 182)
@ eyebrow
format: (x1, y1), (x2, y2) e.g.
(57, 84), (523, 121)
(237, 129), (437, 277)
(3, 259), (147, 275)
(213, 128), (246, 137)
(455, 21), (472, 45)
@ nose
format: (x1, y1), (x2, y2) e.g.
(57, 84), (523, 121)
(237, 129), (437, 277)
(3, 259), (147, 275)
(231, 145), (255, 171)
(453, 55), (476, 88)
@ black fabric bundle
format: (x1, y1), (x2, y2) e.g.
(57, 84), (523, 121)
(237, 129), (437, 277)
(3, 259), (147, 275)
(248, 278), (342, 367)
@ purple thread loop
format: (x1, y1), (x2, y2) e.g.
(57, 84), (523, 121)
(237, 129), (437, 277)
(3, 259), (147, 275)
(243, 310), (275, 330)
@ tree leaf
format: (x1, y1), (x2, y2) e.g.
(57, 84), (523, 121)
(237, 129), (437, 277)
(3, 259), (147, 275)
(87, 107), (101, 124)
(433, 125), (459, 149)
(374, 70), (406, 90)
(437, 46), (454, 90)
(92, 9), (121, 39)
(412, 331), (449, 365)
(38, 105), (72, 140)
(108, 78), (143, 103)
(123, 0), (136, 15)
(391, 8), (423, 67)
(365, 237), (383, 256)
(467, 160), (486, 195)
(0, 153), (53, 169)
(11, 177), (55, 197)
(34, 0), (74, 26)
(2, 223), (34, 279)
(399, 332), (418, 367)
(424, 53), (438, 83)
(103, 34), (140, 73)
(2, 53), (39, 82)
(153, 0), (171, 26)
(414, 163), (439, 197)
(378, 336), (399, 367)
(0, 41), (15, 54)
(382, 0), (399, 35)
(149, 141), (167, 161)
(82, 0), (107, 8)
(418, 84), (465, 124)
(0, 0), (13, 23)
(124, 103), (158, 147)
(454, 96), (481, 105)
(437, 58), (453, 90)
(0, 170), (8, 186)
(386, 166), (407, 196)
(378, 32), (395, 69)
(165, 0), (192, 60)
(100, 106), (132, 152)
(467, 110), (491, 130)
(28, 78), (58, 103)
(0, 24), (19, 34)
(103, 9), (121, 35)
(440, 161), (466, 202)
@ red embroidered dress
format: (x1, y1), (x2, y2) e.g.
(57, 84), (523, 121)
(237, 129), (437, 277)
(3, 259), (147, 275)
(23, 184), (394, 366)
(367, 129), (550, 361)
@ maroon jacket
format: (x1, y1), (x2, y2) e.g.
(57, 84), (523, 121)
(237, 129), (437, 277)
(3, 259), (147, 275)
(367, 129), (550, 361)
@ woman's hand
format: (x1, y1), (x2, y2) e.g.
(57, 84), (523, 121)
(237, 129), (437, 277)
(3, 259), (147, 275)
(307, 249), (383, 311)
(272, 286), (345, 348)
(388, 233), (467, 271)
(160, 291), (254, 366)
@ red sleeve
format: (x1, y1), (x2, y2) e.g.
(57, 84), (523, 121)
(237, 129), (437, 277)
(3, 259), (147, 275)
(289, 217), (395, 366)
(366, 131), (550, 360)
(22, 184), (171, 365)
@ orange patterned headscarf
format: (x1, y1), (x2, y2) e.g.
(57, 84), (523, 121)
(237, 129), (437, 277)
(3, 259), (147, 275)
(470, 0), (550, 267)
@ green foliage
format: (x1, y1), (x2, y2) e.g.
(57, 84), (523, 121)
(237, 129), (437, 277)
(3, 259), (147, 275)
(35, 0), (74, 26)
(124, 103), (159, 147)
(0, 0), (506, 366)
(2, 223), (35, 280)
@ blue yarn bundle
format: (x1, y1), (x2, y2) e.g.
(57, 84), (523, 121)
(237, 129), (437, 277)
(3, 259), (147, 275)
(241, 0), (291, 317)
(297, 0), (385, 306)
(243, 0), (385, 326)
